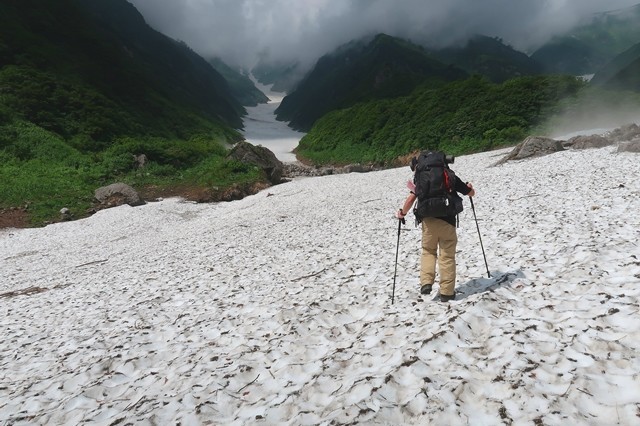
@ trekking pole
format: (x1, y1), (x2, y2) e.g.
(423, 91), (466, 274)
(469, 197), (491, 278)
(391, 213), (405, 304)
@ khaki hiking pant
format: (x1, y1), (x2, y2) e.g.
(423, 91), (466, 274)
(420, 217), (458, 296)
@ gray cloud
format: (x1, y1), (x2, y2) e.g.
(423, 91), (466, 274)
(129, 0), (640, 69)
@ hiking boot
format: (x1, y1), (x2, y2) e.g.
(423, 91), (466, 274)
(420, 284), (432, 295)
(440, 293), (455, 302)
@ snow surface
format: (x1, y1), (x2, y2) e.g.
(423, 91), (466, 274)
(1, 146), (640, 425)
(241, 79), (305, 163)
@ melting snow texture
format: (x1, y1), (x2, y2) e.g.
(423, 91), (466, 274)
(1, 147), (640, 425)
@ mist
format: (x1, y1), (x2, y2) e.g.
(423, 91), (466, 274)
(128, 0), (640, 70)
(546, 93), (640, 139)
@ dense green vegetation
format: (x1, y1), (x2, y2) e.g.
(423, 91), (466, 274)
(296, 75), (587, 165)
(0, 118), (261, 225)
(0, 0), (267, 226)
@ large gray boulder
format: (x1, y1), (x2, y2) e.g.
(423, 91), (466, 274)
(617, 140), (640, 153)
(568, 135), (613, 149)
(607, 123), (640, 142)
(495, 136), (565, 165)
(94, 183), (144, 208)
(227, 141), (284, 184)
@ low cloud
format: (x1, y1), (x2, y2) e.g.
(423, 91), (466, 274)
(129, 0), (640, 69)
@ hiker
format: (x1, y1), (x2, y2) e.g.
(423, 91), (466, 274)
(395, 151), (475, 302)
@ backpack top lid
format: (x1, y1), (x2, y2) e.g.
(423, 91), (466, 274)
(415, 151), (447, 171)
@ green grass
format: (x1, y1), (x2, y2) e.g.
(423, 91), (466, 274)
(0, 159), (95, 224)
(0, 120), (264, 226)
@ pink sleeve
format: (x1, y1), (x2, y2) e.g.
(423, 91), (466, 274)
(406, 180), (416, 193)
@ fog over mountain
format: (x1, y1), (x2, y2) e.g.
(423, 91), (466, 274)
(129, 0), (639, 70)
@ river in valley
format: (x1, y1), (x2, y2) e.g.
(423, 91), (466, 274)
(241, 78), (305, 163)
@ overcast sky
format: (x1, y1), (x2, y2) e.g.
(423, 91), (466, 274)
(129, 0), (640, 70)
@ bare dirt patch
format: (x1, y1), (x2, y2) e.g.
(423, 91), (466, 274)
(0, 208), (30, 229)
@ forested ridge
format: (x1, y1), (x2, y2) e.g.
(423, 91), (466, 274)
(296, 75), (584, 164)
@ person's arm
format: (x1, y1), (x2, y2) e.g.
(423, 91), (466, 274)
(396, 193), (417, 218)
(454, 176), (475, 197)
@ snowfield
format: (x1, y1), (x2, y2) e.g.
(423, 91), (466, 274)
(1, 146), (640, 425)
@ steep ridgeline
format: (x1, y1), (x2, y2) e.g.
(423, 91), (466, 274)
(75, 0), (245, 128)
(591, 42), (640, 92)
(209, 58), (269, 106)
(275, 34), (468, 132)
(251, 60), (303, 94)
(432, 35), (543, 83)
(0, 0), (244, 145)
(531, 3), (640, 75)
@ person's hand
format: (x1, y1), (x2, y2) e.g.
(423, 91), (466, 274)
(395, 209), (406, 219)
(467, 182), (475, 197)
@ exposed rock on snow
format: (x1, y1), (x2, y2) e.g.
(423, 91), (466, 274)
(618, 140), (640, 153)
(499, 123), (640, 165)
(606, 123), (640, 142)
(567, 134), (612, 149)
(495, 136), (564, 165)
(283, 162), (381, 178)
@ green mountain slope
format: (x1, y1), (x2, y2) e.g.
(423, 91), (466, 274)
(591, 42), (640, 91)
(531, 3), (640, 75)
(209, 58), (269, 106)
(433, 35), (543, 83)
(0, 0), (244, 142)
(275, 34), (468, 131)
(296, 75), (586, 165)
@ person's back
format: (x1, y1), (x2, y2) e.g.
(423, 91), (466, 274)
(412, 151), (464, 227)
(396, 151), (475, 301)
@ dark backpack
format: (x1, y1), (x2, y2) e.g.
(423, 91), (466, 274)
(413, 151), (463, 221)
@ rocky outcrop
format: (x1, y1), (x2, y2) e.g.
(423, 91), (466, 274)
(606, 123), (640, 142)
(94, 183), (144, 209)
(566, 135), (613, 149)
(227, 141), (284, 184)
(618, 140), (640, 153)
(283, 162), (380, 178)
(495, 123), (640, 166)
(494, 136), (565, 165)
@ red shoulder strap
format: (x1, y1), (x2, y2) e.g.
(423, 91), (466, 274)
(443, 169), (452, 192)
